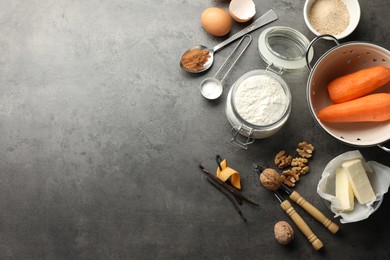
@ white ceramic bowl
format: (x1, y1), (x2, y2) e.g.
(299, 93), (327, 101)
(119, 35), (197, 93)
(303, 0), (361, 40)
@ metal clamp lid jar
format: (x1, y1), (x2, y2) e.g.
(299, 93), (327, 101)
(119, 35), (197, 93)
(226, 26), (313, 149)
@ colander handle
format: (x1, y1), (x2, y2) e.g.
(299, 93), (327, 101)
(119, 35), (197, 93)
(377, 144), (390, 153)
(305, 34), (340, 71)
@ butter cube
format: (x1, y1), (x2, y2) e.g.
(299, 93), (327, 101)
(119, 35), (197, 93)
(342, 159), (376, 205)
(335, 167), (354, 211)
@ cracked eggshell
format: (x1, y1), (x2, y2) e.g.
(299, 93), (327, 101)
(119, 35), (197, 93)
(229, 0), (256, 23)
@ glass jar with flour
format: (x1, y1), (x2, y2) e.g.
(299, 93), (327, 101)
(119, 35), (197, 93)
(226, 26), (314, 149)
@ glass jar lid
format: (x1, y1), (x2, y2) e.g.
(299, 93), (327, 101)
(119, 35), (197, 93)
(258, 26), (314, 71)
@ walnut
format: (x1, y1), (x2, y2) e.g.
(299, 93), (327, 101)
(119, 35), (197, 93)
(291, 157), (308, 167)
(283, 169), (300, 181)
(296, 142), (314, 158)
(274, 221), (294, 245)
(273, 142), (315, 187)
(260, 168), (284, 191)
(283, 177), (295, 187)
(274, 150), (292, 169)
(282, 169), (299, 187)
(292, 166), (310, 175)
(291, 157), (309, 175)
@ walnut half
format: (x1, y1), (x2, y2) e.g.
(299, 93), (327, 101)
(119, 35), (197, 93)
(296, 142), (314, 158)
(274, 150), (292, 169)
(292, 166), (309, 175)
(282, 169), (300, 187)
(291, 157), (310, 175)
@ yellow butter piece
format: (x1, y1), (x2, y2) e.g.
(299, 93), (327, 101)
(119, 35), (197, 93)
(216, 159), (241, 189)
(335, 167), (354, 212)
(342, 158), (376, 205)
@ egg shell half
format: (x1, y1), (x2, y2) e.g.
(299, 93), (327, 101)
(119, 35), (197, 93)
(229, 0), (256, 23)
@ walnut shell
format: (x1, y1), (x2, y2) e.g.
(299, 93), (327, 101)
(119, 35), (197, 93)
(259, 168), (283, 191)
(274, 221), (294, 245)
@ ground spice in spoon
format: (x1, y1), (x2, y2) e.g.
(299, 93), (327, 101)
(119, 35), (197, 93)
(309, 0), (350, 35)
(181, 49), (210, 71)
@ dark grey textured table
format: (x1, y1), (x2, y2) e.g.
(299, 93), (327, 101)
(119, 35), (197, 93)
(0, 0), (389, 259)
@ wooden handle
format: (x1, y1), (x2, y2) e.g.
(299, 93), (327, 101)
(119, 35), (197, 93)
(289, 191), (339, 234)
(280, 200), (323, 250)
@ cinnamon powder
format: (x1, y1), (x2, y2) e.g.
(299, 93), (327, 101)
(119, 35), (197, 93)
(181, 49), (210, 71)
(309, 0), (350, 35)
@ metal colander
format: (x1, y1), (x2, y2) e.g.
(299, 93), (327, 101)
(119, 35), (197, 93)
(306, 35), (390, 152)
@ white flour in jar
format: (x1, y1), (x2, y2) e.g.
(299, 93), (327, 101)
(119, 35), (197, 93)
(234, 74), (287, 126)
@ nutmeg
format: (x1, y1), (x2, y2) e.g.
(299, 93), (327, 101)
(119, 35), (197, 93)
(274, 221), (294, 245)
(259, 168), (283, 191)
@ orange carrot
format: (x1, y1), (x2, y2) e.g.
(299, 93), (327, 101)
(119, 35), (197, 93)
(317, 93), (390, 123)
(328, 66), (390, 104)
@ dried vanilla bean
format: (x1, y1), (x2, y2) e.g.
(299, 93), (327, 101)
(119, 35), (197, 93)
(206, 178), (247, 222)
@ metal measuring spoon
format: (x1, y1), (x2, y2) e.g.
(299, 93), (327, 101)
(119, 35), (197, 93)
(180, 9), (278, 74)
(200, 35), (252, 100)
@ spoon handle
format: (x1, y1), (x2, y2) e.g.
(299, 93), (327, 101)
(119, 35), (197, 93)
(212, 9), (278, 53)
(289, 191), (340, 234)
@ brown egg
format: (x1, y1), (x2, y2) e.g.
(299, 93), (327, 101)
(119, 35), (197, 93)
(201, 7), (232, 37)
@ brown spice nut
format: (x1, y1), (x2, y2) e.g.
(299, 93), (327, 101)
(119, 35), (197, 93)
(282, 169), (300, 187)
(274, 221), (294, 245)
(274, 150), (292, 169)
(296, 142), (314, 158)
